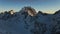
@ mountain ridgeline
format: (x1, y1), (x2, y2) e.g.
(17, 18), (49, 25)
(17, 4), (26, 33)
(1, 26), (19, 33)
(0, 7), (60, 34)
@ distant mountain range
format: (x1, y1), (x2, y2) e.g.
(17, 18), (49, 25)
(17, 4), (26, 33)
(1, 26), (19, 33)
(0, 7), (60, 34)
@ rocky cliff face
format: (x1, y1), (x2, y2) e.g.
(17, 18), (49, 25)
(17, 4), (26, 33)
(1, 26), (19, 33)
(21, 7), (37, 16)
(0, 7), (60, 34)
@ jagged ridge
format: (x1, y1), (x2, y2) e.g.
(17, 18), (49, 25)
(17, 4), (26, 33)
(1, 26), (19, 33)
(0, 7), (60, 34)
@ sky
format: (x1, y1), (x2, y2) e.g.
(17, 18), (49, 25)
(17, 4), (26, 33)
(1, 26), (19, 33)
(0, 0), (60, 14)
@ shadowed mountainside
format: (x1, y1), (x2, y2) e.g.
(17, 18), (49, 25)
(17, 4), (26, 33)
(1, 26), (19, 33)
(0, 7), (60, 34)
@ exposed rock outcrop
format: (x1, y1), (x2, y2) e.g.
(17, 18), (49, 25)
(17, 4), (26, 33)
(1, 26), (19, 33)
(21, 7), (37, 16)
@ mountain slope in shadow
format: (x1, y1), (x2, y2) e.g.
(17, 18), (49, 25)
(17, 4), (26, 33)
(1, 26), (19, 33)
(0, 7), (60, 34)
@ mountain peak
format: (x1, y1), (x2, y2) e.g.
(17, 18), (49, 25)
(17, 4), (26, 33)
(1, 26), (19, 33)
(54, 10), (60, 15)
(9, 10), (15, 15)
(22, 7), (37, 16)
